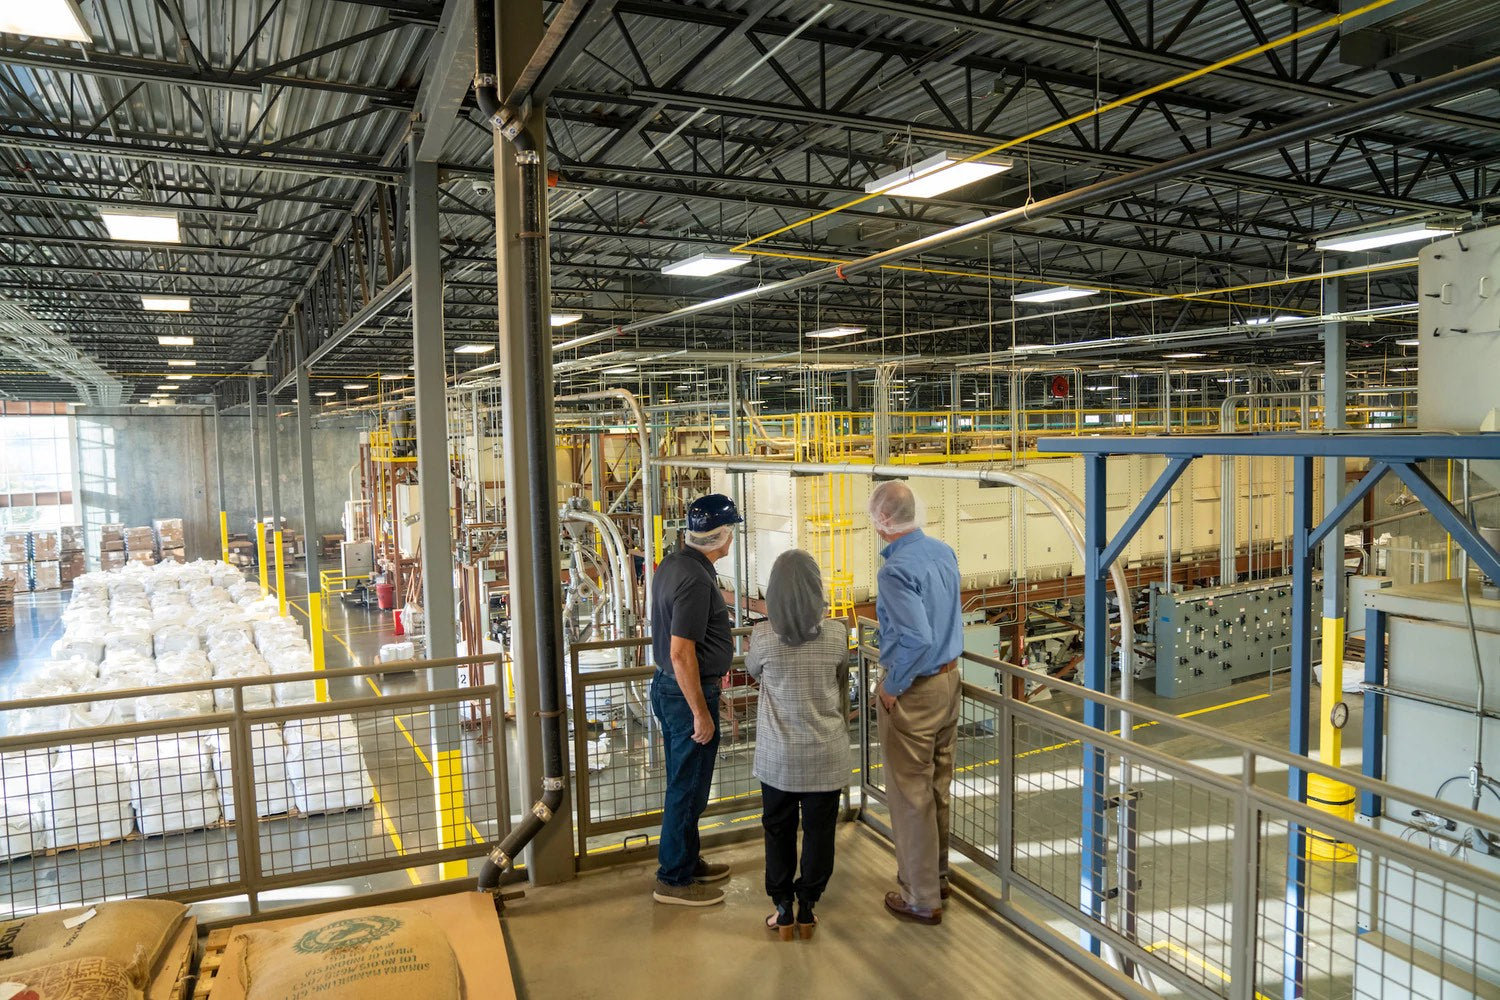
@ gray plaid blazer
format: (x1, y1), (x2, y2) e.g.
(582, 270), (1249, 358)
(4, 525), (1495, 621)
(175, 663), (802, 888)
(744, 620), (851, 793)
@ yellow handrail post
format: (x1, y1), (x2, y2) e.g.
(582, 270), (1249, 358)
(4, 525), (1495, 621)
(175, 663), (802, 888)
(310, 591), (328, 703)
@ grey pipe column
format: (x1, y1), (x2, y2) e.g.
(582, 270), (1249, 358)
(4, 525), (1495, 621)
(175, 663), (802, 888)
(1321, 276), (1348, 763)
(293, 311), (326, 695)
(266, 381), (281, 539)
(213, 400), (227, 520)
(727, 362), (745, 624)
(409, 135), (459, 663)
(248, 375), (263, 529)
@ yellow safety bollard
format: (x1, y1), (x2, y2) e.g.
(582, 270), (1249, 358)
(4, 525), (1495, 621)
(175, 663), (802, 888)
(255, 521), (269, 595)
(653, 514), (664, 564)
(219, 511), (230, 563)
(1318, 616), (1345, 767)
(436, 750), (469, 879)
(273, 529), (288, 618)
(310, 591), (328, 703)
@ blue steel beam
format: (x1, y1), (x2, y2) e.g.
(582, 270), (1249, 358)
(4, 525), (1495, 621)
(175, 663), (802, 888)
(1038, 434), (1500, 461)
(1388, 463), (1500, 585)
(1283, 455), (1315, 1000)
(1306, 461), (1391, 551)
(1080, 453), (1111, 955)
(1099, 455), (1195, 572)
(1361, 606), (1388, 820)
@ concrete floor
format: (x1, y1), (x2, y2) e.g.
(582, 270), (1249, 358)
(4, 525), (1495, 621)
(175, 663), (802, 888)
(502, 823), (1118, 1000)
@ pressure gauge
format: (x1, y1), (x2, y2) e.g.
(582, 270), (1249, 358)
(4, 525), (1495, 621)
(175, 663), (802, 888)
(1330, 701), (1350, 730)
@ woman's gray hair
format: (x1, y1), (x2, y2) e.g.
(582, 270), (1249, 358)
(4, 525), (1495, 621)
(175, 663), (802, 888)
(766, 549), (826, 647)
(685, 525), (732, 552)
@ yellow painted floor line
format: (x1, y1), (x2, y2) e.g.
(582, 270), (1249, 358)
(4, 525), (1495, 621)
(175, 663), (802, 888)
(372, 788), (423, 887)
(1145, 940), (1271, 1000)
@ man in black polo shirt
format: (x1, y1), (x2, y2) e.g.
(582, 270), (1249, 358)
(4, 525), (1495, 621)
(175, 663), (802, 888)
(650, 493), (742, 906)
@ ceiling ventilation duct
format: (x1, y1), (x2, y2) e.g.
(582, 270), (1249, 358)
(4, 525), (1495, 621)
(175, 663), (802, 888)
(0, 295), (124, 404)
(1339, 0), (1500, 75)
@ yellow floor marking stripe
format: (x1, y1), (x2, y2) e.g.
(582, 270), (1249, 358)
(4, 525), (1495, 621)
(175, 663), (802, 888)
(371, 789), (423, 887)
(1144, 940), (1271, 1000)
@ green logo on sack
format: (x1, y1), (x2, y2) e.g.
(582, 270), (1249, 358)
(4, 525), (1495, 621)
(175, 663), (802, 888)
(294, 915), (401, 953)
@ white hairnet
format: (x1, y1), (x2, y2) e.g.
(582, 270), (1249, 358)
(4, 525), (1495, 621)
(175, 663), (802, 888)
(868, 480), (921, 535)
(685, 525), (733, 552)
(766, 549), (826, 647)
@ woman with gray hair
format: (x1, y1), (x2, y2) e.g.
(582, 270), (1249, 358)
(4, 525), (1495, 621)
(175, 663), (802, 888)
(745, 549), (851, 940)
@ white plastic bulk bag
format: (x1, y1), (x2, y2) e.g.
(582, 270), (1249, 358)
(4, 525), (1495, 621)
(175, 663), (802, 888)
(1, 749), (53, 803)
(50, 634), (105, 664)
(153, 624), (201, 657)
(1, 798), (41, 861)
(209, 725), (291, 821)
(103, 627), (153, 660)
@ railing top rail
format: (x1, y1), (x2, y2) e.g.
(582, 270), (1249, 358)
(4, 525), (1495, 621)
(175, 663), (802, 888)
(1037, 432), (1500, 459)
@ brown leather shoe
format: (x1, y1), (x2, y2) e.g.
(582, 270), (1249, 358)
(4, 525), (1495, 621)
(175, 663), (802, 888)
(884, 891), (942, 925)
(940, 877), (951, 900)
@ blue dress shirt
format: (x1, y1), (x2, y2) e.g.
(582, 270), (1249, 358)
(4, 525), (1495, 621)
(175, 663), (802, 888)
(875, 529), (965, 697)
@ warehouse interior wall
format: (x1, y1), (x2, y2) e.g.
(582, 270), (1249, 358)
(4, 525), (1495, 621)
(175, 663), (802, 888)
(73, 406), (363, 566)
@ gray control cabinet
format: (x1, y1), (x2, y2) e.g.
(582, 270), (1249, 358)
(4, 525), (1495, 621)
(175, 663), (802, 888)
(1153, 575), (1326, 698)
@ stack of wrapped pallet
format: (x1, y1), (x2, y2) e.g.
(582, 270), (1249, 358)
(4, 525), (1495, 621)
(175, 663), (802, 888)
(1, 749), (51, 861)
(125, 525), (158, 566)
(1, 530), (30, 589)
(45, 743), (136, 849)
(283, 716), (372, 814)
(155, 517), (185, 563)
(101, 522), (127, 570)
(60, 524), (84, 584)
(209, 725), (293, 821)
(132, 736), (221, 836)
(30, 528), (61, 591)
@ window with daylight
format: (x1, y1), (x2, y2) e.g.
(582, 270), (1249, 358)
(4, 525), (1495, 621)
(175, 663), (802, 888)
(0, 402), (78, 531)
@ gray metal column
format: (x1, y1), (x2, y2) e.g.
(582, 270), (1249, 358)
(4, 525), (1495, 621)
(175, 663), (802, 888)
(248, 375), (263, 527)
(493, 0), (573, 884)
(727, 363), (745, 624)
(410, 133), (459, 663)
(293, 311), (327, 698)
(213, 400), (227, 519)
(1320, 275), (1348, 764)
(265, 372), (285, 612)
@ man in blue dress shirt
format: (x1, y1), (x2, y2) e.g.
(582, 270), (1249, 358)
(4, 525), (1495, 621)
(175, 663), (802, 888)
(869, 480), (965, 925)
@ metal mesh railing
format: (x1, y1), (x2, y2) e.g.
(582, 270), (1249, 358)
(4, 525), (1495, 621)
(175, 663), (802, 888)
(0, 656), (507, 920)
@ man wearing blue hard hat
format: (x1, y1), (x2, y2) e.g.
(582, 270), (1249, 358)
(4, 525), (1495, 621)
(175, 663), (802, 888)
(649, 492), (743, 906)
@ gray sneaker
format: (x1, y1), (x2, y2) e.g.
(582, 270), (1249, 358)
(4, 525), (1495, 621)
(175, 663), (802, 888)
(653, 879), (726, 907)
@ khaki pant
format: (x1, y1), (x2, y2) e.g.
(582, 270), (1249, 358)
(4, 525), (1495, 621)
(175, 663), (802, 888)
(876, 668), (961, 911)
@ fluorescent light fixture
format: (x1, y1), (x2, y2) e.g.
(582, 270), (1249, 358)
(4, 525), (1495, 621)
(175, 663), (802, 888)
(380, 372), (409, 380)
(1391, 366), (1417, 373)
(165, 374), (192, 381)
(787, 387), (809, 393)
(100, 211), (181, 243)
(814, 395), (834, 402)
(343, 383), (369, 390)
(141, 295), (191, 312)
(166, 359), (196, 367)
(807, 325), (865, 339)
(157, 335), (194, 346)
(1, 0), (90, 42)
(865, 151), (1013, 198)
(604, 366), (638, 374)
(661, 253), (746, 277)
(156, 384), (180, 390)
(453, 344), (495, 354)
(1120, 373), (1142, 378)
(1163, 352), (1206, 359)
(550, 312), (584, 327)
(315, 391), (337, 397)
(1316, 220), (1460, 253)
(1243, 314), (1300, 325)
(1086, 385), (1112, 392)
(974, 392), (990, 398)
(1396, 338), (1419, 346)
(1292, 360), (1320, 366)
(1012, 285), (1099, 304)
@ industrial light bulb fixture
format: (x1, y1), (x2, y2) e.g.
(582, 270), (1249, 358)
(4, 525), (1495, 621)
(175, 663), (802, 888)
(806, 325), (865, 339)
(1011, 286), (1098, 304)
(661, 252), (746, 277)
(166, 359), (196, 367)
(141, 296), (191, 312)
(343, 383), (369, 389)
(865, 151), (1013, 199)
(550, 312), (584, 326)
(453, 344), (495, 354)
(1396, 338), (1419, 347)
(1315, 219), (1459, 252)
(0, 0), (91, 42)
(157, 336), (194, 346)
(165, 374), (192, 381)
(100, 211), (181, 243)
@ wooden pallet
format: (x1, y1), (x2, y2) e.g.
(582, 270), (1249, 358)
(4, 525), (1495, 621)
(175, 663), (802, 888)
(149, 917), (197, 1000)
(44, 829), (144, 856)
(191, 928), (233, 1000)
(0, 580), (14, 632)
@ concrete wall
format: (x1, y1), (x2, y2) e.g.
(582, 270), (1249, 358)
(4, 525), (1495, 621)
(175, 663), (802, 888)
(72, 405), (364, 564)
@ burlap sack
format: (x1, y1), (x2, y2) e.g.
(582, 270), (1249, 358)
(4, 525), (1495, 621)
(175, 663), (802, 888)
(236, 907), (461, 999)
(0, 900), (186, 988)
(0, 955), (141, 1000)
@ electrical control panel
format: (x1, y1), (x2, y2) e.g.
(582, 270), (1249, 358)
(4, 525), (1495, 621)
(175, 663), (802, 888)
(1153, 575), (1326, 698)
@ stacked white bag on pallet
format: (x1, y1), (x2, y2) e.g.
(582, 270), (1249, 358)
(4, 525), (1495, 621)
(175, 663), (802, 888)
(255, 617), (316, 705)
(1, 749), (52, 859)
(49, 633), (104, 663)
(0, 796), (39, 861)
(153, 623), (201, 657)
(378, 641), (417, 663)
(131, 737), (221, 836)
(9, 661), (115, 734)
(208, 724), (292, 821)
(46, 744), (135, 849)
(102, 626), (153, 661)
(283, 715), (372, 814)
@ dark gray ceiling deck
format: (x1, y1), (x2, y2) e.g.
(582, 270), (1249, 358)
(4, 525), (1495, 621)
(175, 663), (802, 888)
(0, 0), (1495, 403)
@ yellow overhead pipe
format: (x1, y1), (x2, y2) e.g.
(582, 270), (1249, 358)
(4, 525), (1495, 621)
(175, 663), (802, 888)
(729, 0), (1404, 254)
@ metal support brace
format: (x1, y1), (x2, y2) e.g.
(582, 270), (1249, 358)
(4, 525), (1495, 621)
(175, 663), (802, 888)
(1099, 455), (1193, 571)
(1360, 606), (1387, 819)
(1283, 455), (1315, 1000)
(1388, 462), (1500, 584)
(1080, 453), (1111, 954)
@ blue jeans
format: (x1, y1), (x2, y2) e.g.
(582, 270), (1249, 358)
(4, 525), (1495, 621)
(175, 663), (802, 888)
(652, 671), (722, 886)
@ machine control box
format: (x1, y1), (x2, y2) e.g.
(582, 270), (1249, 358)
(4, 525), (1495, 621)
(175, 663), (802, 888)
(1153, 575), (1326, 698)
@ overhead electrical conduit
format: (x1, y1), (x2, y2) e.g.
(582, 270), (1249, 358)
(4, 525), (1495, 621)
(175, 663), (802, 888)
(596, 54), (1500, 340)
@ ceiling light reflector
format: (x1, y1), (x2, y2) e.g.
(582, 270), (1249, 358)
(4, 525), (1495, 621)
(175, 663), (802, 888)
(0, 0), (91, 42)
(166, 359), (196, 367)
(100, 211), (181, 243)
(866, 151), (1013, 198)
(1012, 286), (1098, 304)
(1316, 220), (1459, 253)
(157, 336), (194, 346)
(141, 296), (191, 312)
(453, 344), (495, 354)
(661, 253), (746, 277)
(1163, 352), (1207, 359)
(807, 325), (865, 339)
(550, 312), (583, 327)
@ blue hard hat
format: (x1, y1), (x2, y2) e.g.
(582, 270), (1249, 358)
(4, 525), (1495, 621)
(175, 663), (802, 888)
(687, 493), (744, 532)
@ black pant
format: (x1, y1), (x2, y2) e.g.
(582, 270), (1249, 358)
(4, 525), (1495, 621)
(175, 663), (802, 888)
(761, 783), (840, 907)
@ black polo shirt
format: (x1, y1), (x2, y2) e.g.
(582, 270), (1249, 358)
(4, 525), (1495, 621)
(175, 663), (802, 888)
(651, 546), (734, 681)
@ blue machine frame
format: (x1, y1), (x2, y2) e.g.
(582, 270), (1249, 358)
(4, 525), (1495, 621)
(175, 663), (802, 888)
(1036, 433), (1500, 1000)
